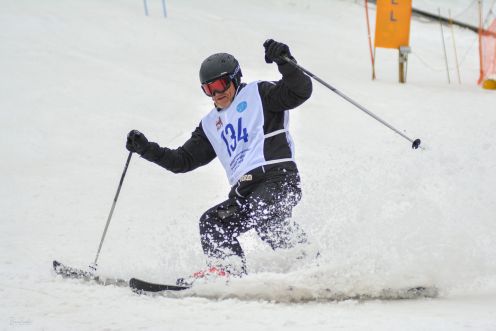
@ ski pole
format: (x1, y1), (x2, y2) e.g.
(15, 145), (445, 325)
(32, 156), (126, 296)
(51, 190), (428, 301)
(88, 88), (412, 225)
(281, 55), (422, 149)
(89, 151), (133, 271)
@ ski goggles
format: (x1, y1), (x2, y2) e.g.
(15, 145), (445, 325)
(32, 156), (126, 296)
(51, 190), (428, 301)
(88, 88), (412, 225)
(201, 76), (231, 97)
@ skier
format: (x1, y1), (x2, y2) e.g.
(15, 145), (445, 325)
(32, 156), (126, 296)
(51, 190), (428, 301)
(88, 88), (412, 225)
(126, 39), (312, 284)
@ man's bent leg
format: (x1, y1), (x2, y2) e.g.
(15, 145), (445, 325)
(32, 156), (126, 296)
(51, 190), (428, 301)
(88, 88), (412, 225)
(199, 198), (250, 275)
(249, 172), (308, 250)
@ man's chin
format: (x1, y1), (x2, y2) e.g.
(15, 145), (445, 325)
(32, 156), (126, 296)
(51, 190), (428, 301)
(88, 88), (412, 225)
(215, 101), (232, 109)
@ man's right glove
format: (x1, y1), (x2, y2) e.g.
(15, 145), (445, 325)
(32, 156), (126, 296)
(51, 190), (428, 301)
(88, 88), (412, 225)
(126, 130), (149, 155)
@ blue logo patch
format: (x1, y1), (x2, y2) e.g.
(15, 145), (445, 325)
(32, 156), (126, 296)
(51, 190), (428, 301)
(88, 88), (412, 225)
(236, 101), (248, 113)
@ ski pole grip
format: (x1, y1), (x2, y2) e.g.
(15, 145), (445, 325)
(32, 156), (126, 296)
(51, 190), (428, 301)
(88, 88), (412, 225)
(282, 55), (295, 65)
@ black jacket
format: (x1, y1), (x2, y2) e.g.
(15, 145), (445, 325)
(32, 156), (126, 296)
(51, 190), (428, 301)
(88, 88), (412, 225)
(141, 61), (312, 193)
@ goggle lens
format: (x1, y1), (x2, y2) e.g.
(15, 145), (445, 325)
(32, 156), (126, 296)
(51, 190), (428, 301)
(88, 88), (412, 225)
(201, 77), (231, 97)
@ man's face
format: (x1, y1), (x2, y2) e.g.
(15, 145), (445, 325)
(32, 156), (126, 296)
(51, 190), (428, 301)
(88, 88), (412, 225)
(212, 83), (236, 109)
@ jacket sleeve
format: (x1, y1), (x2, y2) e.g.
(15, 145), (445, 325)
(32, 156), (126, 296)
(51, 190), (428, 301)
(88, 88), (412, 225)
(258, 61), (313, 113)
(140, 123), (216, 173)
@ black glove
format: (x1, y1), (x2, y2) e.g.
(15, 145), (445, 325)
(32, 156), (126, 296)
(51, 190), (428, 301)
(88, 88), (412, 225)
(126, 130), (149, 155)
(263, 39), (294, 65)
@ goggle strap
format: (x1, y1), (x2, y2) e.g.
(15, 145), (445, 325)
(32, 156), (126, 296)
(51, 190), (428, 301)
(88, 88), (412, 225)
(229, 65), (240, 81)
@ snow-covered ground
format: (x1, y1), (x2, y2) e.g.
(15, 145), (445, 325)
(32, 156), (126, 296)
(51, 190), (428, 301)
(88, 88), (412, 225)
(1, 0), (496, 330)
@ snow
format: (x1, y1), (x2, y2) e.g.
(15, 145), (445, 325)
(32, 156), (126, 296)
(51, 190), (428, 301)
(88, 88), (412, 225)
(1, 0), (496, 330)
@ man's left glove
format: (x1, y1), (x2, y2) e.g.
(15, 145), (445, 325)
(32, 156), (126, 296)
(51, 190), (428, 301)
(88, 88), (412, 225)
(263, 39), (295, 65)
(126, 130), (149, 155)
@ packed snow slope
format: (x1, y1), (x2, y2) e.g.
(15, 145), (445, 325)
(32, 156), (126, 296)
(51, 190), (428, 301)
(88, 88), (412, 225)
(1, 0), (496, 330)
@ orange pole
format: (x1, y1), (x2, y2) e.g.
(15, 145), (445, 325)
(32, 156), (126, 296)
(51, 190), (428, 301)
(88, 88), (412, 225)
(365, 0), (376, 79)
(478, 0), (484, 84)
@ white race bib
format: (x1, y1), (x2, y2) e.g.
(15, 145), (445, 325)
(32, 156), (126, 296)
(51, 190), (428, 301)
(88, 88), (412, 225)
(202, 82), (294, 185)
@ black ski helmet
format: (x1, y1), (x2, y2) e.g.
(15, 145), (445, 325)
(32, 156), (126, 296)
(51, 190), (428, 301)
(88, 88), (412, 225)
(199, 53), (242, 88)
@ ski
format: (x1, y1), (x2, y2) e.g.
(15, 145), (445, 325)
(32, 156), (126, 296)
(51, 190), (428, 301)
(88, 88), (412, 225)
(53, 260), (189, 293)
(131, 278), (437, 299)
(53, 260), (128, 287)
(129, 278), (191, 292)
